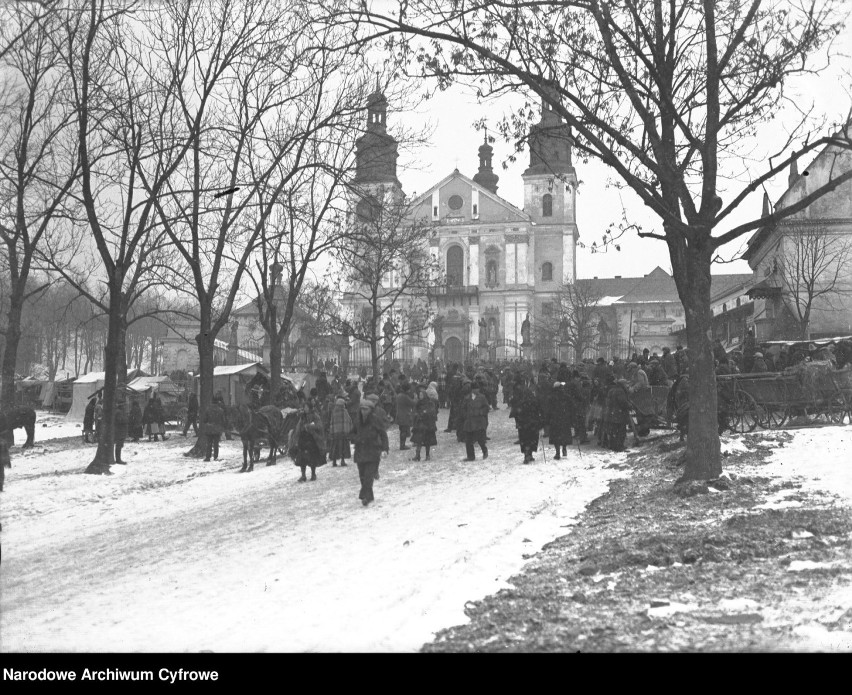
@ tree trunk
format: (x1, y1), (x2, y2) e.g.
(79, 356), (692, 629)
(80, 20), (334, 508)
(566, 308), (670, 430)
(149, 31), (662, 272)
(0, 288), (24, 409)
(679, 243), (722, 482)
(85, 281), (123, 475)
(269, 333), (282, 406)
(186, 329), (215, 458)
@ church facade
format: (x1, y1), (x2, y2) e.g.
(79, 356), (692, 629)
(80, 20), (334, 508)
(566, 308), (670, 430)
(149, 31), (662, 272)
(343, 85), (580, 364)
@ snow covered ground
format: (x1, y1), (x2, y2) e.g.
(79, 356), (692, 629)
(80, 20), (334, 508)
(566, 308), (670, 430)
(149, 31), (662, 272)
(1, 406), (629, 653)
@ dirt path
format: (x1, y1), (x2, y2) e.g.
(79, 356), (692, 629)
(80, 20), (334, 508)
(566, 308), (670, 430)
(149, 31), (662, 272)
(1, 407), (626, 652)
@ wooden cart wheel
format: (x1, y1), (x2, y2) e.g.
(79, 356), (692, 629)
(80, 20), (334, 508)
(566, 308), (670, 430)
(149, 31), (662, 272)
(826, 396), (850, 425)
(732, 391), (760, 433)
(763, 406), (788, 429)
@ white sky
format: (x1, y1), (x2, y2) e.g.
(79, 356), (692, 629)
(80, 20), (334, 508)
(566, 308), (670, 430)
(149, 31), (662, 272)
(389, 18), (852, 281)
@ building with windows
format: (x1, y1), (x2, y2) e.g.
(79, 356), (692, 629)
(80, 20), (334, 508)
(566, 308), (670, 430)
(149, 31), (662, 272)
(342, 83), (580, 363)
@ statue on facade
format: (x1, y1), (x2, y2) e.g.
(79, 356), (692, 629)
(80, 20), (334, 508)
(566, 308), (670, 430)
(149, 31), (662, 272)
(521, 313), (531, 346)
(432, 315), (443, 345)
(382, 318), (396, 350)
(229, 320), (239, 347)
(478, 317), (488, 347)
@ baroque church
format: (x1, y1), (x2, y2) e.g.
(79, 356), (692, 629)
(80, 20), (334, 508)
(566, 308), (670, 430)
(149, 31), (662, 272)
(343, 84), (580, 364)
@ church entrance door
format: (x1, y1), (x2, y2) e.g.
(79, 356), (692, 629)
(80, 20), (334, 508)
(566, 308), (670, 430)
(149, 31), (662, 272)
(445, 336), (463, 363)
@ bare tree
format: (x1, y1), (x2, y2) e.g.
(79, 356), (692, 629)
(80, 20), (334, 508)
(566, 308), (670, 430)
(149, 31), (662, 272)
(348, 0), (852, 481)
(775, 224), (852, 339)
(335, 188), (439, 378)
(0, 1), (80, 407)
(548, 278), (607, 361)
(141, 0), (375, 456)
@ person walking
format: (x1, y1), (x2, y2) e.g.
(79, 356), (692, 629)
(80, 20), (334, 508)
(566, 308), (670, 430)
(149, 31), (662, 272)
(604, 375), (631, 452)
(460, 380), (489, 461)
(150, 393), (167, 441)
(511, 378), (543, 464)
(202, 395), (226, 461)
(412, 385), (438, 461)
(327, 398), (352, 467)
(394, 383), (415, 451)
(292, 401), (326, 482)
(83, 395), (97, 444)
(183, 393), (199, 436)
(548, 380), (574, 460)
(350, 394), (389, 506)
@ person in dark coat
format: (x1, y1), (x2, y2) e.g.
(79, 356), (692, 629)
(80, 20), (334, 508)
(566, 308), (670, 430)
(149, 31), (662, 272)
(113, 394), (128, 464)
(569, 370), (591, 444)
(292, 402), (326, 482)
(752, 352), (769, 373)
(83, 395), (97, 443)
(183, 393), (199, 436)
(511, 380), (543, 464)
(536, 366), (553, 437)
(128, 400), (144, 442)
(143, 396), (160, 441)
(604, 376), (631, 452)
(548, 381), (574, 459)
(460, 381), (490, 461)
(394, 383), (415, 451)
(94, 396), (104, 442)
(202, 396), (226, 461)
(411, 386), (438, 461)
(350, 394), (389, 506)
(661, 347), (679, 380)
(328, 398), (351, 467)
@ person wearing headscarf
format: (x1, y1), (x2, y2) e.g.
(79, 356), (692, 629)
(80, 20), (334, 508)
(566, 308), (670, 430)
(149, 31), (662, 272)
(604, 375), (631, 452)
(426, 382), (439, 403)
(412, 385), (438, 461)
(292, 400), (327, 482)
(83, 395), (97, 444)
(328, 397), (352, 467)
(350, 393), (389, 506)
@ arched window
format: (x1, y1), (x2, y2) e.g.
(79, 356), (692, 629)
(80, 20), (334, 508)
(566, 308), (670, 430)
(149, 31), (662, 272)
(541, 262), (553, 281)
(446, 245), (464, 287)
(542, 193), (553, 217)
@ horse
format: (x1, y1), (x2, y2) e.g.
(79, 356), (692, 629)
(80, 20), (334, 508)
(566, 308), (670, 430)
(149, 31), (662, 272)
(239, 406), (299, 472)
(0, 406), (36, 449)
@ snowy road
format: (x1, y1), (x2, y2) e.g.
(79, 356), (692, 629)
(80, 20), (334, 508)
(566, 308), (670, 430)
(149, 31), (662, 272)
(1, 406), (627, 652)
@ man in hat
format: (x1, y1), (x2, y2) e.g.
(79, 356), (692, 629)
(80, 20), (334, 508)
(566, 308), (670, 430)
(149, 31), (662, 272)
(604, 375), (631, 452)
(350, 393), (389, 506)
(460, 379), (490, 461)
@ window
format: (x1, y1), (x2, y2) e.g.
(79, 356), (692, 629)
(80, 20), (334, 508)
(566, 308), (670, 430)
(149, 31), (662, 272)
(543, 302), (553, 316)
(448, 194), (463, 210)
(542, 262), (553, 281)
(446, 245), (463, 287)
(433, 205), (439, 217)
(472, 203), (478, 216)
(542, 193), (553, 217)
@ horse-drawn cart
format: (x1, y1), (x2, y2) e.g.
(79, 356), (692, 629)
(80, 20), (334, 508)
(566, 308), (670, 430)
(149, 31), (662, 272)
(717, 365), (852, 430)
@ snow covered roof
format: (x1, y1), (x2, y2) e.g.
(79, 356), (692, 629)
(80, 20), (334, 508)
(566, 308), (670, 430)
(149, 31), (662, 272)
(198, 363), (269, 377)
(73, 372), (105, 384)
(127, 376), (181, 394)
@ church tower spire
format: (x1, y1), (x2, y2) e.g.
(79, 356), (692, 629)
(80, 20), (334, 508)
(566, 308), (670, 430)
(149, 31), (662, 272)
(472, 128), (499, 194)
(354, 81), (401, 188)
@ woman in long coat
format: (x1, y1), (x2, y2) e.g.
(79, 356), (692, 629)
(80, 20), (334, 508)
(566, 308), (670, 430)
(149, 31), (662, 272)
(350, 394), (389, 506)
(291, 401), (326, 482)
(548, 382), (575, 459)
(604, 376), (631, 452)
(394, 383), (415, 451)
(83, 396), (97, 443)
(411, 387), (437, 461)
(327, 398), (352, 467)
